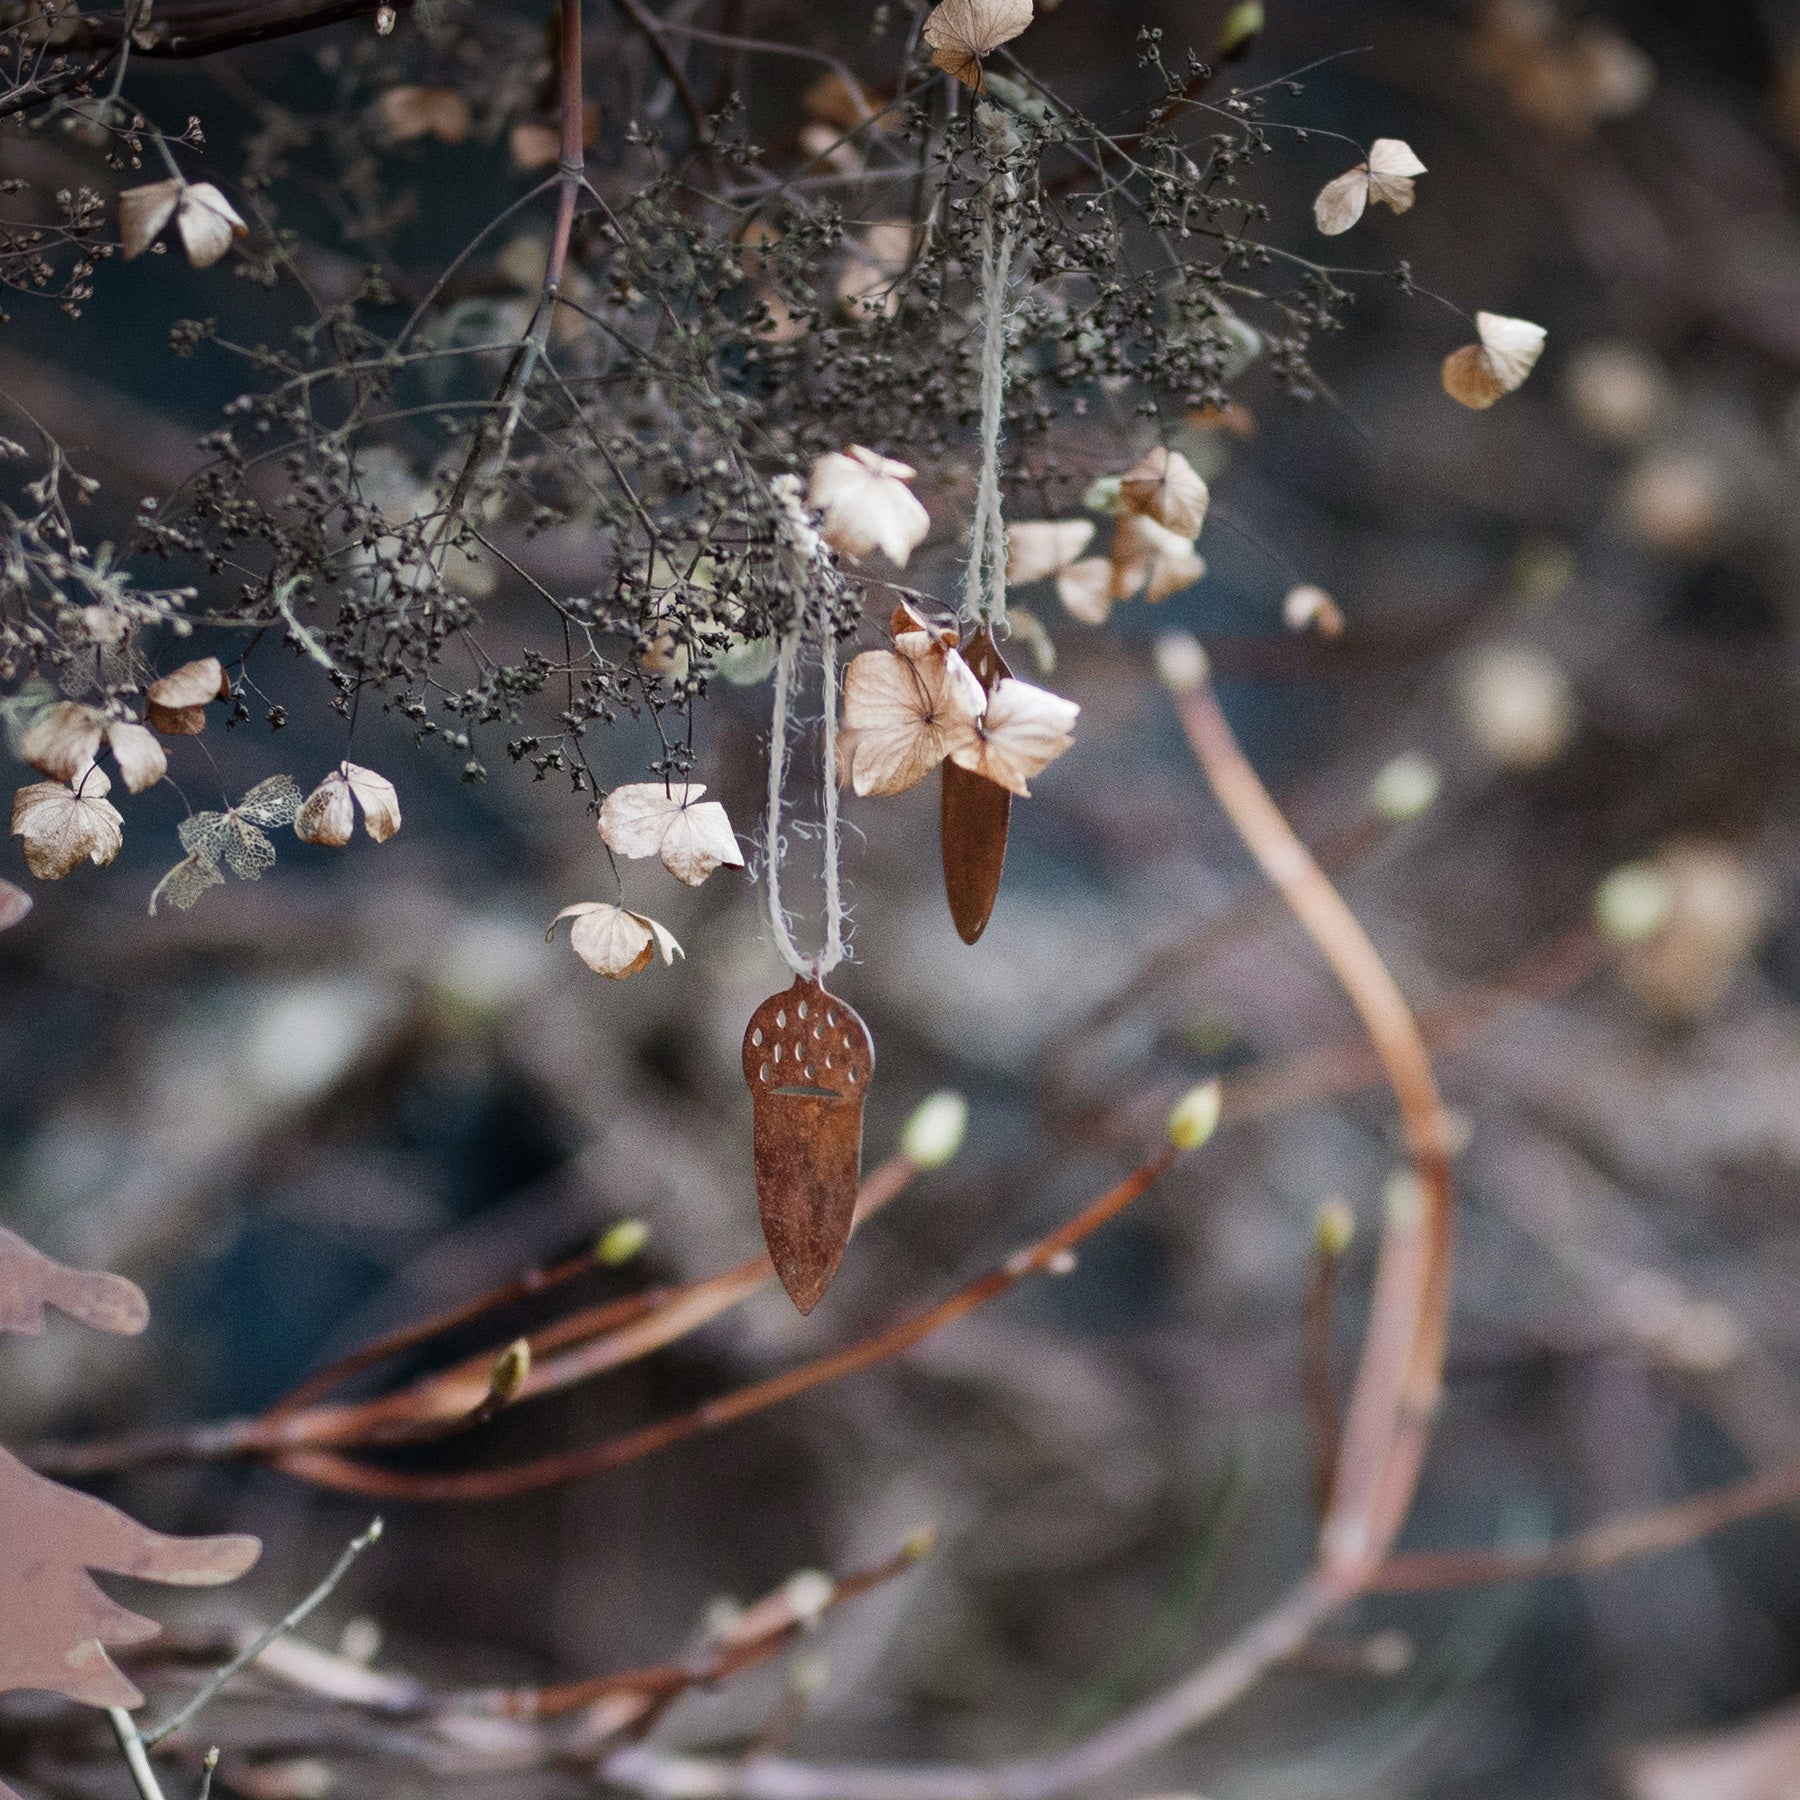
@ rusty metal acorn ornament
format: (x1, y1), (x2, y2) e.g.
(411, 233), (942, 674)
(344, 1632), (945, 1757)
(742, 975), (875, 1312)
(751, 488), (874, 1313)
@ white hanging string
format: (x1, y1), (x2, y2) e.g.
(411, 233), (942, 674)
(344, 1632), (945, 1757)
(965, 108), (1016, 633)
(765, 561), (845, 980)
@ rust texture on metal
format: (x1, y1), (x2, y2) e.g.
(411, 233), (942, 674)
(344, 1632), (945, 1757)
(741, 975), (876, 1314)
(0, 1229), (261, 1724)
(940, 627), (1012, 944)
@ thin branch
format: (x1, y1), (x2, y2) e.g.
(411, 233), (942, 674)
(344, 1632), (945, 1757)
(1161, 638), (1457, 1582)
(1371, 1465), (1800, 1594)
(142, 1519), (384, 1747)
(271, 1144), (1185, 1500)
(106, 1709), (167, 1800)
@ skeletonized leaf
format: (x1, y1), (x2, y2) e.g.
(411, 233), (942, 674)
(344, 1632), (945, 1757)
(598, 782), (745, 887)
(175, 184), (247, 269)
(1056, 556), (1115, 624)
(148, 852), (224, 915)
(178, 777), (301, 884)
(18, 703), (103, 783)
(1119, 447), (1209, 537)
(1442, 311), (1547, 409)
(118, 179), (181, 259)
(548, 903), (684, 979)
(948, 676), (1079, 797)
(840, 644), (985, 797)
(1007, 519), (1096, 585)
(11, 771), (124, 881)
(922, 0), (1034, 90)
(807, 445), (930, 568)
(147, 657), (225, 709)
(1313, 138), (1426, 235)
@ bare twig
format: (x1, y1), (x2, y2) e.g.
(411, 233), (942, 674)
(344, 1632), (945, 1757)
(143, 1519), (384, 1747)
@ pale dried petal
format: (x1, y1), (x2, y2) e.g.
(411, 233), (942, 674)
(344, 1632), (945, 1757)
(105, 721), (167, 792)
(147, 657), (225, 709)
(1056, 556), (1115, 624)
(840, 645), (985, 797)
(1118, 447), (1209, 537)
(1443, 312), (1547, 409)
(1312, 167), (1370, 236)
(118, 179), (181, 259)
(0, 878), (31, 930)
(342, 763), (402, 842)
(376, 84), (472, 144)
(598, 782), (744, 886)
(550, 903), (655, 979)
(1283, 583), (1345, 638)
(11, 773), (123, 881)
(807, 447), (930, 567)
(175, 184), (247, 270)
(18, 703), (103, 782)
(1113, 515), (1204, 603)
(640, 914), (685, 965)
(1007, 520), (1096, 585)
(1367, 137), (1426, 210)
(294, 775), (356, 847)
(922, 0), (1033, 89)
(948, 677), (1080, 797)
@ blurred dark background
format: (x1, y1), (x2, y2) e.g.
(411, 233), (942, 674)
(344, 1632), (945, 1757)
(4, 3), (1800, 1797)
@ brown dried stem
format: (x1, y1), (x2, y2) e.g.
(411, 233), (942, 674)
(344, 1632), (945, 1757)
(1164, 643), (1457, 1582)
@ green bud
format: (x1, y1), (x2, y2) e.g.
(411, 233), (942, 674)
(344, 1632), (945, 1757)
(595, 1218), (651, 1266)
(1218, 2), (1265, 62)
(901, 1091), (969, 1169)
(1167, 1078), (1223, 1150)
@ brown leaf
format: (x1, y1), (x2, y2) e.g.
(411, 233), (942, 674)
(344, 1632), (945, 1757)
(147, 701), (207, 737)
(839, 644), (985, 797)
(0, 1226), (147, 1337)
(922, 0), (1034, 91)
(1111, 514), (1205, 603)
(1056, 555), (1115, 624)
(1118, 446), (1210, 537)
(1442, 311), (1546, 408)
(1283, 583), (1345, 638)
(105, 720), (167, 792)
(147, 656), (226, 709)
(11, 770), (124, 880)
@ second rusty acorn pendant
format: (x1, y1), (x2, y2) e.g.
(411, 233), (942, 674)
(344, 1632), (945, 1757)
(941, 628), (1013, 944)
(742, 974), (876, 1313)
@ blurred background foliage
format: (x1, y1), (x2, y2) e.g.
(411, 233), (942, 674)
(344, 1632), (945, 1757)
(4, 2), (1800, 1798)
